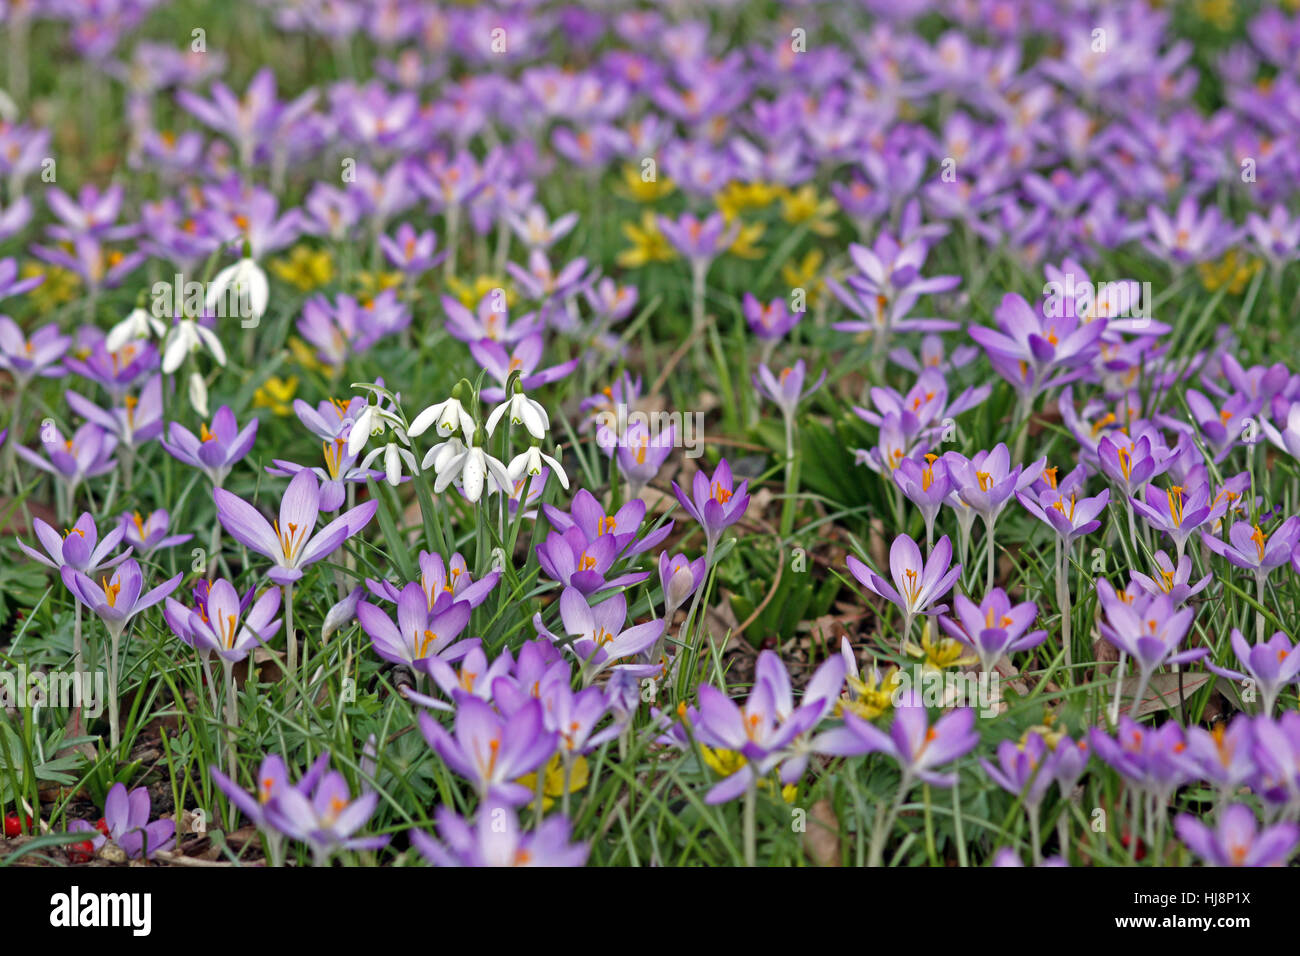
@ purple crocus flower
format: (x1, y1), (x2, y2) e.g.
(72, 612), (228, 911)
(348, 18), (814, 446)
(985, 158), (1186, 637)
(417, 697), (556, 805)
(16, 421), (118, 497)
(814, 692), (978, 788)
(1206, 629), (1300, 716)
(542, 488), (668, 561)
(535, 526), (650, 596)
(969, 292), (1103, 402)
(1144, 196), (1227, 265)
(980, 732), (1054, 808)
(940, 588), (1045, 674)
(1130, 481), (1220, 561)
(161, 405), (257, 487)
(685, 651), (843, 805)
(541, 586), (663, 683)
(1095, 581), (1206, 711)
(614, 419), (676, 497)
(356, 581), (474, 668)
(1089, 718), (1192, 804)
(893, 454), (951, 546)
(17, 512), (131, 574)
(62, 557), (182, 640)
(214, 469), (378, 585)
(1017, 466), (1110, 545)
(659, 551), (706, 619)
(671, 458), (751, 552)
(1202, 517), (1300, 586)
(742, 293), (799, 343)
(754, 361), (826, 421)
(656, 211), (737, 268)
(210, 752), (330, 843)
(1097, 431), (1175, 499)
(172, 578), (282, 663)
(944, 444), (1044, 528)
(0, 318), (71, 387)
(379, 222), (444, 275)
(120, 509), (192, 556)
(267, 437), (385, 512)
(263, 766), (389, 865)
(1175, 805), (1299, 867)
(469, 333), (579, 404)
(66, 374), (164, 450)
(410, 803), (588, 867)
(847, 533), (961, 636)
(67, 783), (175, 860)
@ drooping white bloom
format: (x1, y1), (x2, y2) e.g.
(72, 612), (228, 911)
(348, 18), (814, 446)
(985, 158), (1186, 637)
(347, 402), (406, 457)
(507, 445), (568, 490)
(360, 440), (418, 486)
(421, 436), (466, 473)
(106, 307), (166, 351)
(486, 390), (549, 440)
(206, 258), (269, 326)
(433, 436), (510, 503)
(162, 318), (227, 374)
(188, 371), (210, 417)
(408, 396), (476, 440)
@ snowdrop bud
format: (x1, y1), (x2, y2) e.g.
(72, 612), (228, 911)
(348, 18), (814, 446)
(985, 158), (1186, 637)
(188, 371), (209, 417)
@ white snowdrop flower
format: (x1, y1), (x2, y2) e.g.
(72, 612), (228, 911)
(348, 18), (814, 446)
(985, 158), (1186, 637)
(188, 371), (210, 417)
(433, 435), (510, 503)
(207, 257), (269, 325)
(486, 388), (550, 440)
(162, 317), (227, 374)
(421, 436), (466, 472)
(508, 445), (568, 490)
(408, 396), (476, 439)
(361, 440), (417, 486)
(347, 403), (405, 457)
(106, 306), (166, 351)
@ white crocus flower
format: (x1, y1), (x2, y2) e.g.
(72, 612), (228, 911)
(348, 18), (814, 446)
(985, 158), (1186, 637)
(433, 435), (511, 503)
(508, 445), (568, 490)
(162, 317), (227, 374)
(207, 257), (269, 326)
(486, 389), (550, 440)
(361, 440), (417, 486)
(106, 306), (166, 351)
(408, 396), (476, 439)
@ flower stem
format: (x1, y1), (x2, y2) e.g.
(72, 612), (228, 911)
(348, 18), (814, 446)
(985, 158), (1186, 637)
(743, 782), (757, 867)
(284, 583), (297, 704)
(868, 772), (911, 867)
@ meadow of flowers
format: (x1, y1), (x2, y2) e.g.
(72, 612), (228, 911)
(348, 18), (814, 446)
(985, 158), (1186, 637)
(2, 0), (1300, 875)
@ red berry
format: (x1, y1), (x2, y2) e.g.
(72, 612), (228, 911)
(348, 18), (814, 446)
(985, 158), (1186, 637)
(67, 840), (95, 863)
(94, 816), (109, 837)
(3, 813), (31, 837)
